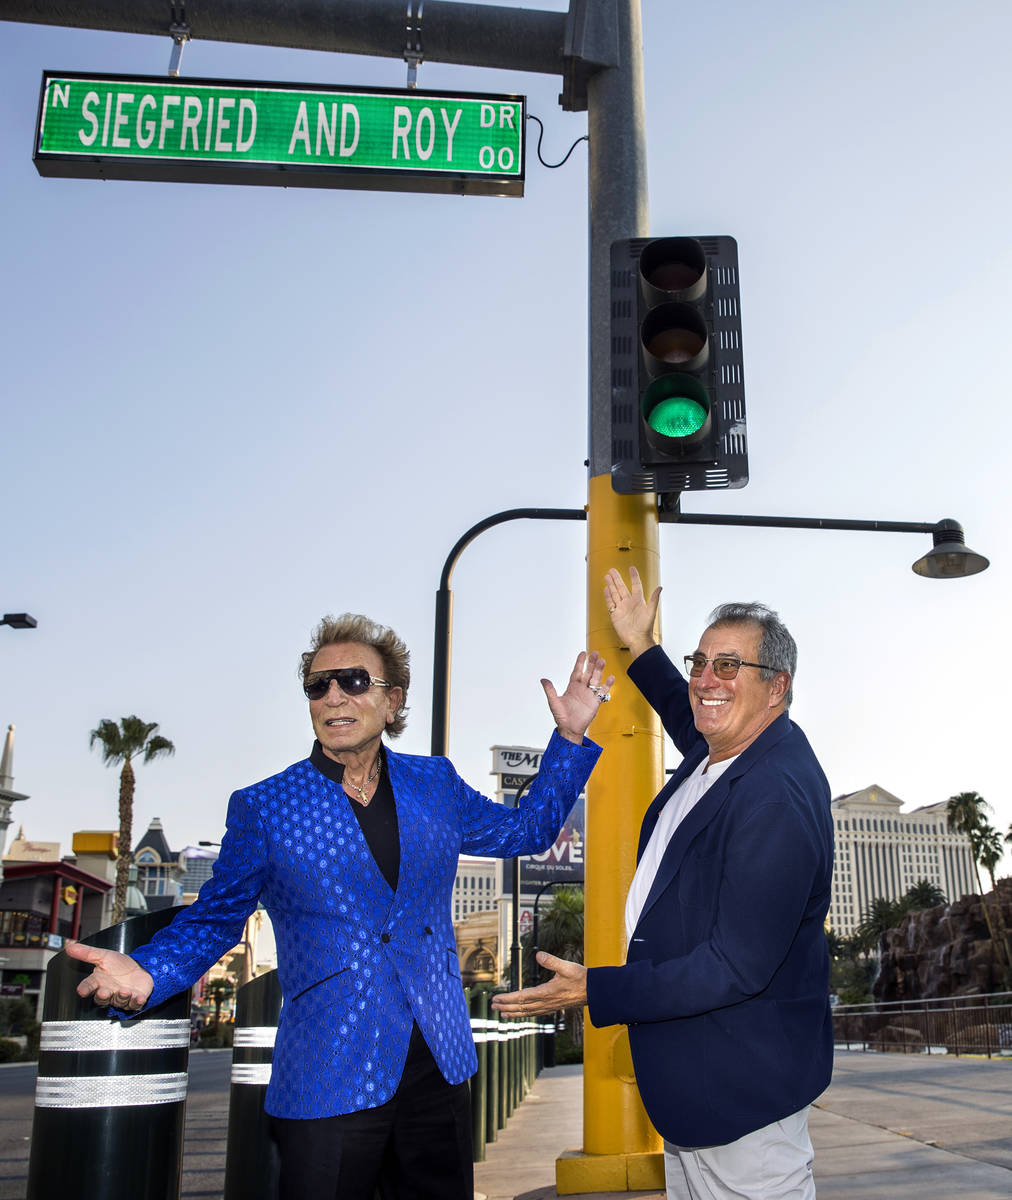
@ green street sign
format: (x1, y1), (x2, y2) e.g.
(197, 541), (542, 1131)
(33, 72), (526, 197)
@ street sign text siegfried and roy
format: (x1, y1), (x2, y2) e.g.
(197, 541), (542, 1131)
(34, 72), (525, 196)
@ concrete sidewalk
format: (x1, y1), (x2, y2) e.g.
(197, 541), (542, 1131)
(474, 1050), (1012, 1200)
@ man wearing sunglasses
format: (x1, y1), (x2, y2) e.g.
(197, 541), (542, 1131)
(495, 568), (833, 1200)
(67, 612), (610, 1200)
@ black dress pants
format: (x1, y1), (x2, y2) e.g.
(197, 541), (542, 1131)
(271, 1023), (473, 1200)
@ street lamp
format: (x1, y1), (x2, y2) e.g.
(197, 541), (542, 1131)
(1, 613), (37, 629)
(663, 506), (990, 580)
(431, 508), (586, 757)
(910, 519), (990, 579)
(430, 507), (989, 756)
(507, 774), (536, 993)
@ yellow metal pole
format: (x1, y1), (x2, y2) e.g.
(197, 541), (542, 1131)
(556, 474), (664, 1194)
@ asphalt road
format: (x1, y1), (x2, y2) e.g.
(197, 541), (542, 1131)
(0, 1049), (233, 1200)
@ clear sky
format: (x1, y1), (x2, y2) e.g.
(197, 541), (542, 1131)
(2, 0), (1009, 880)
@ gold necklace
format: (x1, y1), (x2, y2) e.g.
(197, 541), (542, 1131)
(344, 757), (381, 806)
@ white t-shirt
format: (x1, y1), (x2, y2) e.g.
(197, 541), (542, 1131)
(625, 753), (739, 941)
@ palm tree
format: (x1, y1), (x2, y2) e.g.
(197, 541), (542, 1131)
(535, 886), (585, 1044)
(90, 716), (175, 922)
(974, 821), (1012, 977)
(853, 895), (908, 955)
(205, 977), (236, 1028)
(536, 885), (584, 964)
(976, 824), (1005, 892)
(904, 879), (947, 910)
(824, 927), (847, 960)
(946, 792), (1009, 971)
(946, 791), (992, 893)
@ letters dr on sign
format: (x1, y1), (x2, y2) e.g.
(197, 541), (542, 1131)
(33, 72), (526, 197)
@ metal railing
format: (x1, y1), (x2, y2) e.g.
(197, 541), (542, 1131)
(833, 991), (1012, 1057)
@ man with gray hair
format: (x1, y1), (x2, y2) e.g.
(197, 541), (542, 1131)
(495, 567), (834, 1199)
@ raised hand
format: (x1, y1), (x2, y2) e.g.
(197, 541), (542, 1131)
(491, 952), (588, 1017)
(65, 941), (154, 1013)
(604, 565), (661, 660)
(542, 650), (615, 744)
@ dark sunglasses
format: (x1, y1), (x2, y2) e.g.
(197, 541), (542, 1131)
(303, 668), (392, 701)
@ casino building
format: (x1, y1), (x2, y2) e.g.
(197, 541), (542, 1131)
(828, 785), (978, 937)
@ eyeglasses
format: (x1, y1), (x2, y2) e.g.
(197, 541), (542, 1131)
(303, 668), (392, 700)
(683, 654), (777, 680)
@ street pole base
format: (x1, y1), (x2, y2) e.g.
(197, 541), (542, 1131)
(556, 1149), (665, 1194)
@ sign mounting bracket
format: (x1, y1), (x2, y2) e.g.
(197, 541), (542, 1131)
(167, 4), (190, 78)
(404, 0), (424, 89)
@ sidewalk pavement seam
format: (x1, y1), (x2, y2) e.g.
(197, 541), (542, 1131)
(812, 1100), (1012, 1172)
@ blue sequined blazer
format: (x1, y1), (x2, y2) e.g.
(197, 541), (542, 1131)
(129, 730), (600, 1119)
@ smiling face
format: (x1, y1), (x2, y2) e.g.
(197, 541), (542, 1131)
(308, 641), (403, 765)
(688, 621), (789, 764)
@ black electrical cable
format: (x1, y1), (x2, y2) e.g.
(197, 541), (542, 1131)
(527, 114), (588, 169)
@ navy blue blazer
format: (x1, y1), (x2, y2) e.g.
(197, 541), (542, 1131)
(585, 646), (833, 1147)
(129, 730), (600, 1119)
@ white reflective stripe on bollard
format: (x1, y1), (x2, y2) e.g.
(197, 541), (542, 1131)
(470, 1017), (500, 1044)
(35, 1072), (188, 1108)
(40, 1019), (190, 1051)
(233, 1026), (278, 1048)
(231, 1062), (273, 1086)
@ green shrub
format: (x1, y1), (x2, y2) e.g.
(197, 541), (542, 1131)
(0, 1038), (22, 1063)
(22, 1021), (41, 1060)
(0, 998), (35, 1037)
(198, 1023), (234, 1049)
(552, 1027), (583, 1065)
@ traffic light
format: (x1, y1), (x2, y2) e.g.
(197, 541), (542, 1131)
(609, 236), (747, 495)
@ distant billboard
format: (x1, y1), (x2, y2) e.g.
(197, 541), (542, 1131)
(498, 795), (585, 894)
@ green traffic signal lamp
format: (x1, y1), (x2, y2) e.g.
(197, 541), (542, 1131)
(641, 374), (711, 456)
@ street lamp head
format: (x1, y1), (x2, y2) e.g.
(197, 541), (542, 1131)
(911, 520), (989, 579)
(1, 613), (37, 629)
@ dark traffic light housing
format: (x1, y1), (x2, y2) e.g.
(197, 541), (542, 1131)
(609, 236), (747, 495)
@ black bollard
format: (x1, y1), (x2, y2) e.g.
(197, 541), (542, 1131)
(504, 1018), (516, 1118)
(497, 1017), (509, 1127)
(542, 1017), (555, 1069)
(224, 970), (282, 1200)
(485, 1008), (500, 1143)
(27, 908), (192, 1200)
(468, 990), (488, 1162)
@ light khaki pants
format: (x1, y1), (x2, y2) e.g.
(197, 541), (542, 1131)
(664, 1106), (815, 1200)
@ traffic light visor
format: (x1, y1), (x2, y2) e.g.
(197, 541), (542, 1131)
(639, 237), (707, 304)
(641, 302), (709, 376)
